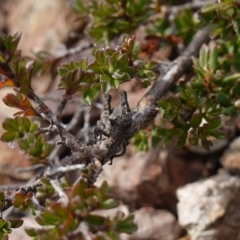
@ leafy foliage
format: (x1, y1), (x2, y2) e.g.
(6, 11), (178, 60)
(201, 1), (240, 39)
(134, 1), (240, 151)
(1, 1), (240, 239)
(0, 33), (35, 96)
(25, 180), (137, 240)
(1, 116), (52, 163)
(56, 36), (157, 104)
(148, 8), (200, 46)
(0, 30), (140, 240)
(72, 0), (157, 44)
(3, 92), (38, 116)
(0, 218), (23, 239)
(0, 190), (24, 238)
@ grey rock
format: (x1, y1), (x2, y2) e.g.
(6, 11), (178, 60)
(177, 173), (240, 240)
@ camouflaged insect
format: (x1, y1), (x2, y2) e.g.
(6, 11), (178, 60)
(94, 91), (133, 164)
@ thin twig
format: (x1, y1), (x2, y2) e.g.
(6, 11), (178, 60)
(81, 107), (92, 143)
(56, 98), (68, 121)
(44, 164), (86, 178)
(16, 164), (45, 173)
(53, 40), (93, 58)
(49, 179), (69, 205)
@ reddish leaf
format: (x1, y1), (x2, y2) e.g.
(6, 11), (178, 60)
(166, 35), (183, 44)
(21, 96), (33, 109)
(2, 93), (22, 109)
(140, 35), (161, 57)
(13, 111), (25, 116)
(26, 191), (33, 199)
(13, 193), (25, 207)
(23, 109), (38, 117)
(0, 78), (18, 88)
(62, 213), (77, 232)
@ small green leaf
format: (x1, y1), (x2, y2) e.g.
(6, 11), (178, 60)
(40, 212), (61, 225)
(21, 117), (31, 132)
(99, 181), (109, 196)
(69, 59), (77, 70)
(224, 106), (237, 116)
(209, 46), (218, 71)
(122, 66), (137, 76)
(25, 228), (38, 237)
(111, 51), (122, 64)
(116, 53), (128, 68)
(0, 32), (22, 52)
(29, 122), (39, 133)
(87, 62), (102, 74)
(215, 92), (231, 106)
(110, 78), (120, 89)
(144, 61), (158, 70)
(199, 44), (209, 70)
(29, 206), (36, 216)
(85, 214), (105, 226)
(1, 132), (16, 142)
(222, 73), (240, 86)
(193, 65), (206, 79)
(58, 67), (68, 77)
(0, 219), (6, 229)
(101, 199), (118, 209)
(142, 70), (156, 81)
(136, 139), (148, 152)
(190, 113), (202, 128)
(115, 215), (138, 234)
(35, 215), (48, 226)
(77, 57), (88, 71)
(96, 50), (106, 66)
(106, 56), (116, 73)
(112, 71), (130, 81)
(205, 117), (221, 130)
(8, 219), (23, 228)
(141, 79), (151, 88)
(18, 139), (29, 151)
(207, 130), (225, 139)
(101, 73), (112, 83)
